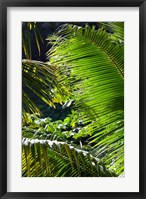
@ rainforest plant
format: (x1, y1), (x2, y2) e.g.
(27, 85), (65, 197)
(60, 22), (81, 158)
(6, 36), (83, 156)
(22, 22), (124, 177)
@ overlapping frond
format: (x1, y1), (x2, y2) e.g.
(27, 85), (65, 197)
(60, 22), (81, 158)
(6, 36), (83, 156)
(47, 24), (124, 175)
(100, 22), (124, 42)
(22, 138), (116, 177)
(22, 59), (68, 115)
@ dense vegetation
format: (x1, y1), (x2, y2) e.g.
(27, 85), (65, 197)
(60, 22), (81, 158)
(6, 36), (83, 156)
(22, 22), (124, 177)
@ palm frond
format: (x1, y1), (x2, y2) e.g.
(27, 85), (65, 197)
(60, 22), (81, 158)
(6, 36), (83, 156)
(47, 24), (124, 175)
(22, 22), (44, 59)
(22, 59), (68, 115)
(100, 22), (124, 42)
(22, 138), (116, 177)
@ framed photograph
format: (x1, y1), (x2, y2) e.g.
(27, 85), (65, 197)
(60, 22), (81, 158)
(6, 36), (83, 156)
(0, 0), (145, 198)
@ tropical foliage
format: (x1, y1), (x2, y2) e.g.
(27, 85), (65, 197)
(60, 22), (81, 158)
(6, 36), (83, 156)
(22, 22), (124, 177)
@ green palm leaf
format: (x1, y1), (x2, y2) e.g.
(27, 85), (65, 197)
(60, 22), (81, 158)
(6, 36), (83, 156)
(22, 59), (68, 115)
(22, 138), (116, 177)
(100, 22), (124, 42)
(47, 24), (124, 175)
(22, 22), (44, 59)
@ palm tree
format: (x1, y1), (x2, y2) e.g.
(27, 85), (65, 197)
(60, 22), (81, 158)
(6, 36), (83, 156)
(22, 22), (124, 177)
